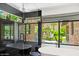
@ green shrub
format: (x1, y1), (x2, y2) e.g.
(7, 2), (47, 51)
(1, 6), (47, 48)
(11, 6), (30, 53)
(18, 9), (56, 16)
(42, 23), (66, 42)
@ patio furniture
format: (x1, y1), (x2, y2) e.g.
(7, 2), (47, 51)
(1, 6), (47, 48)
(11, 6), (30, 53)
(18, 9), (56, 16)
(6, 43), (32, 55)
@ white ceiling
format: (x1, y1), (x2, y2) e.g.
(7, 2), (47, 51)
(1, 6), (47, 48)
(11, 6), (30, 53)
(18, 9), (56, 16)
(7, 3), (79, 16)
(7, 3), (68, 12)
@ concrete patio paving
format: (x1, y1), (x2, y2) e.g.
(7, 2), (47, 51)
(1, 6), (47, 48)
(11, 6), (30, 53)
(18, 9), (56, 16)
(39, 44), (79, 56)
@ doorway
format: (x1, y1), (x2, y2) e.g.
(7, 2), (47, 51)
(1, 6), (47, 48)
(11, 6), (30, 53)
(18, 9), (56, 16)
(42, 21), (79, 48)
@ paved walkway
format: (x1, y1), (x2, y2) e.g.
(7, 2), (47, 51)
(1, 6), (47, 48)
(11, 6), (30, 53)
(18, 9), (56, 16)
(39, 44), (79, 56)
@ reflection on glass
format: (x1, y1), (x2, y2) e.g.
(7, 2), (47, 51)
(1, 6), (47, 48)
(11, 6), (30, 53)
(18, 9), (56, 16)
(69, 22), (79, 45)
(26, 24), (30, 34)
(19, 24), (25, 40)
(0, 9), (22, 22)
(42, 23), (58, 44)
(3, 25), (14, 40)
(26, 24), (38, 42)
(60, 22), (68, 44)
(24, 17), (40, 23)
(60, 21), (79, 45)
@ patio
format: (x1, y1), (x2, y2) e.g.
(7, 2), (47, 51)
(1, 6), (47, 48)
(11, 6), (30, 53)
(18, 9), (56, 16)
(39, 43), (79, 56)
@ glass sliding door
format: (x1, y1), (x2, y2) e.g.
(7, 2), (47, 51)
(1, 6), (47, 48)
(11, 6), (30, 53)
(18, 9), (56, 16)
(60, 22), (69, 44)
(68, 21), (79, 45)
(60, 21), (79, 45)
(42, 22), (58, 44)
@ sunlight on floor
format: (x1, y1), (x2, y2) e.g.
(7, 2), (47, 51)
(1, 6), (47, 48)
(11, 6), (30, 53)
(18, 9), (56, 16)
(39, 44), (79, 56)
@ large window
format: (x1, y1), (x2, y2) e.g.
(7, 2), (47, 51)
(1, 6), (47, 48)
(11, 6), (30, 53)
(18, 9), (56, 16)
(42, 21), (79, 45)
(26, 24), (38, 42)
(42, 23), (58, 43)
(60, 22), (69, 44)
(3, 24), (14, 40)
(23, 17), (40, 42)
(26, 24), (30, 34)
(18, 23), (38, 42)
(69, 21), (79, 45)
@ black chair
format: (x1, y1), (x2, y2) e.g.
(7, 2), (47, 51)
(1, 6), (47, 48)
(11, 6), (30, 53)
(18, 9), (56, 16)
(30, 46), (41, 56)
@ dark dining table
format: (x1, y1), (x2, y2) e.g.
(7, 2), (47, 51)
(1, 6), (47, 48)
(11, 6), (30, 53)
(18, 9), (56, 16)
(6, 43), (32, 55)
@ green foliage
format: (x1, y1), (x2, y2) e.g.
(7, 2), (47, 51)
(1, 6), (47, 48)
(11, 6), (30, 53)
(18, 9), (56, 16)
(6, 13), (19, 21)
(42, 23), (66, 42)
(0, 10), (22, 22)
(4, 26), (10, 36)
(35, 25), (38, 33)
